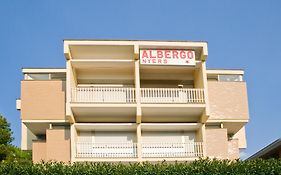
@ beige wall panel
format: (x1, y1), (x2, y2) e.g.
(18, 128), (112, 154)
(46, 129), (70, 162)
(194, 67), (203, 88)
(207, 81), (249, 120)
(21, 122), (36, 150)
(233, 126), (247, 149)
(228, 139), (239, 160)
(205, 128), (228, 159)
(21, 80), (66, 120)
(32, 141), (46, 163)
(70, 45), (134, 60)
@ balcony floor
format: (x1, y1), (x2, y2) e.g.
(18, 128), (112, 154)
(142, 105), (205, 123)
(71, 104), (136, 122)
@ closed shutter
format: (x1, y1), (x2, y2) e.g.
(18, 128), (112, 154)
(142, 131), (196, 158)
(94, 131), (135, 143)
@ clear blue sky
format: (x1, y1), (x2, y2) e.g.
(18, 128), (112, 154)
(0, 0), (280, 159)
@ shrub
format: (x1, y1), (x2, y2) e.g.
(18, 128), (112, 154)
(0, 159), (281, 175)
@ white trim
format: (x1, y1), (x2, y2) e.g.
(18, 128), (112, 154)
(206, 69), (244, 75)
(22, 68), (66, 73)
(206, 119), (248, 123)
(64, 40), (208, 47)
(22, 120), (69, 123)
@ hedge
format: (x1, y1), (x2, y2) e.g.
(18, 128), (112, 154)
(1, 159), (281, 175)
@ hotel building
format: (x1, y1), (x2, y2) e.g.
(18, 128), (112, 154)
(17, 40), (249, 162)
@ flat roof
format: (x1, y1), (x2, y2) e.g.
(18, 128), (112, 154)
(22, 68), (66, 73)
(22, 67), (244, 75)
(63, 39), (208, 43)
(206, 69), (244, 75)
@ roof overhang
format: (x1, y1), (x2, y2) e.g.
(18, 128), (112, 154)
(206, 69), (244, 75)
(64, 40), (208, 61)
(22, 68), (66, 74)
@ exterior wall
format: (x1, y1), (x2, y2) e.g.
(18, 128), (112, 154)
(207, 81), (249, 120)
(70, 124), (77, 162)
(46, 129), (71, 162)
(233, 126), (247, 149)
(32, 141), (46, 163)
(21, 80), (66, 120)
(228, 139), (239, 159)
(32, 128), (71, 163)
(205, 128), (228, 159)
(21, 122), (36, 150)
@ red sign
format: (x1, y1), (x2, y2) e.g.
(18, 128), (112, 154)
(140, 49), (196, 66)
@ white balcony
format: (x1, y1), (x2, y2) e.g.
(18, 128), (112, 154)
(71, 87), (136, 103)
(141, 88), (205, 104)
(142, 142), (203, 158)
(71, 87), (205, 104)
(76, 142), (138, 158)
(75, 142), (203, 159)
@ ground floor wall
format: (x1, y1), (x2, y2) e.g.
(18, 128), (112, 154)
(31, 124), (240, 162)
(205, 128), (239, 159)
(32, 128), (71, 163)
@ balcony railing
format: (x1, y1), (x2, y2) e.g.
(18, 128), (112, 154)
(141, 88), (205, 104)
(71, 87), (205, 104)
(71, 87), (136, 103)
(76, 142), (138, 158)
(75, 142), (203, 158)
(142, 142), (203, 158)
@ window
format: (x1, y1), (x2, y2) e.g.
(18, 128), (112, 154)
(218, 75), (242, 82)
(25, 73), (66, 80)
(50, 73), (66, 81)
(206, 123), (222, 129)
(26, 74), (49, 80)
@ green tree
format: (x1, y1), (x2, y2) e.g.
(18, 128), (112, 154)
(5, 146), (32, 163)
(0, 114), (13, 161)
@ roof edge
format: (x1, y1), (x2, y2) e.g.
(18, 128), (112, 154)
(246, 139), (281, 160)
(63, 39), (208, 43)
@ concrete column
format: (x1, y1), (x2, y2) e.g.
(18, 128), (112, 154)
(137, 124), (142, 161)
(66, 61), (72, 117)
(201, 124), (207, 157)
(21, 122), (36, 150)
(70, 124), (76, 163)
(134, 47), (142, 123)
(201, 61), (210, 116)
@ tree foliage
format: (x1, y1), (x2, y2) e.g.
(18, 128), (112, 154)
(0, 115), (13, 161)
